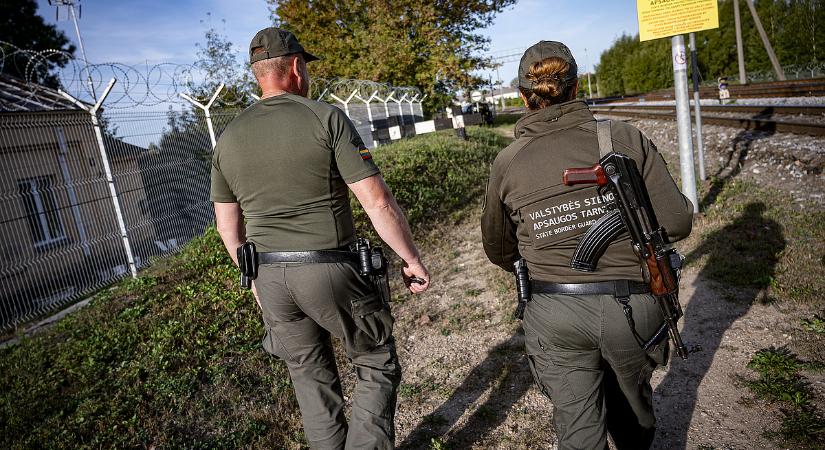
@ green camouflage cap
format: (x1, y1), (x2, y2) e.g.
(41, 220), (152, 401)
(517, 41), (578, 89)
(249, 27), (319, 64)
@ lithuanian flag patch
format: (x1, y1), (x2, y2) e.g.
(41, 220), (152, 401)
(359, 148), (372, 160)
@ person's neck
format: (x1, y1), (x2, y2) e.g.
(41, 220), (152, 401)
(261, 88), (289, 99)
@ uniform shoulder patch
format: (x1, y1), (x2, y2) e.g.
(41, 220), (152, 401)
(359, 148), (372, 160)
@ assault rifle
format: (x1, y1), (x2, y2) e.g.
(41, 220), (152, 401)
(563, 151), (689, 360)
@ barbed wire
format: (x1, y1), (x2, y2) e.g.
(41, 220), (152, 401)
(0, 42), (423, 110)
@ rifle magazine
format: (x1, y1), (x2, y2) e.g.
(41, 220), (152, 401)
(570, 209), (626, 272)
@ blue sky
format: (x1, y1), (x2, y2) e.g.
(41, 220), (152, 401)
(35, 0), (641, 88)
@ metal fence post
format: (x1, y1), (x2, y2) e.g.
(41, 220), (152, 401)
(416, 94), (427, 119)
(179, 83), (225, 149)
(394, 93), (408, 125)
(355, 90), (380, 147)
(59, 78), (139, 278)
(383, 91), (396, 122)
(329, 89), (358, 119)
(406, 94), (419, 121)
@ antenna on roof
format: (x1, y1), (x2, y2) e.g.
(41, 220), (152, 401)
(48, 0), (96, 101)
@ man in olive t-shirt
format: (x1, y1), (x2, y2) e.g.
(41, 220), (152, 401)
(211, 28), (430, 450)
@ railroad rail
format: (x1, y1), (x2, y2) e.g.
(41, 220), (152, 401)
(591, 104), (825, 116)
(591, 78), (825, 104)
(590, 105), (825, 136)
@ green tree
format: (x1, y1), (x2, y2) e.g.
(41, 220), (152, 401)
(269, 0), (517, 114)
(192, 13), (256, 107)
(0, 0), (76, 87)
(594, 0), (825, 96)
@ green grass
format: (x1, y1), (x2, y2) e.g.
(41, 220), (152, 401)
(0, 126), (508, 449)
(0, 229), (302, 449)
(801, 315), (825, 334)
(742, 347), (825, 447)
(684, 179), (825, 305)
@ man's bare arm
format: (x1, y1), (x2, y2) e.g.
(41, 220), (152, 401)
(214, 202), (246, 265)
(214, 202), (262, 307)
(348, 174), (430, 293)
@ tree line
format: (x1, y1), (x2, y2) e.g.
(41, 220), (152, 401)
(596, 0), (824, 96)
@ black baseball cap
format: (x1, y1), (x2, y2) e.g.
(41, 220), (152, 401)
(517, 41), (578, 89)
(249, 27), (319, 64)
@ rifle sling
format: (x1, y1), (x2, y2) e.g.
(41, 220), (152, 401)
(596, 119), (613, 158)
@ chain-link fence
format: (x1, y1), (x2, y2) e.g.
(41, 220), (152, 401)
(0, 43), (466, 333)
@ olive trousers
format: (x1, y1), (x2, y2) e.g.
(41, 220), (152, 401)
(255, 262), (401, 450)
(523, 291), (668, 450)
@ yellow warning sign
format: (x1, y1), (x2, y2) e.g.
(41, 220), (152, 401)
(637, 0), (720, 42)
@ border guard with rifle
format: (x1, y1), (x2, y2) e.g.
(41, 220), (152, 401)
(481, 41), (693, 450)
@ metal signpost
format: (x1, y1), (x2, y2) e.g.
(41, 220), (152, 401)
(689, 33), (706, 181)
(637, 0), (720, 211)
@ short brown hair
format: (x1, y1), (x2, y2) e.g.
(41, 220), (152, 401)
(518, 57), (575, 110)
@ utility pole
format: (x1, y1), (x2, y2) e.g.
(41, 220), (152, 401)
(744, 0), (786, 80)
(733, 0), (748, 84)
(496, 64), (505, 111)
(50, 0), (96, 101)
(584, 48), (593, 100)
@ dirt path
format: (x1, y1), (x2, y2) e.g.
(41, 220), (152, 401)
(385, 208), (802, 450)
(381, 120), (824, 449)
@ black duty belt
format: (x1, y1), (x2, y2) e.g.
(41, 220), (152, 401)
(531, 280), (650, 297)
(258, 250), (359, 265)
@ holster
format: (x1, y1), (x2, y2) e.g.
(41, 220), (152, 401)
(355, 238), (392, 306)
(237, 242), (258, 289)
(513, 258), (531, 320)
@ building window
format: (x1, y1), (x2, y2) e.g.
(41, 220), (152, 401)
(18, 176), (67, 248)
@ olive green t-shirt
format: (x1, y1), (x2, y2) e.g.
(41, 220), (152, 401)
(210, 93), (379, 252)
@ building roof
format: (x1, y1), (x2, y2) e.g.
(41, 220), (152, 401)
(0, 73), (86, 112)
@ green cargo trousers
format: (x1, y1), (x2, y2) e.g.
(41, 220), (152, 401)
(255, 262), (401, 450)
(523, 291), (668, 450)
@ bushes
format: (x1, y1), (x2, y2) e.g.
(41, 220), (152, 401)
(352, 126), (509, 233)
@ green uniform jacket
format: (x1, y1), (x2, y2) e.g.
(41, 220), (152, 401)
(481, 100), (693, 282)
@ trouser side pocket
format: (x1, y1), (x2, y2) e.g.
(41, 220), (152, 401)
(351, 293), (394, 346)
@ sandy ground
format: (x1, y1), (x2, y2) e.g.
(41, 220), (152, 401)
(378, 119), (825, 450)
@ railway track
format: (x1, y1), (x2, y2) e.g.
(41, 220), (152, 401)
(589, 104), (825, 136)
(591, 104), (825, 116)
(592, 78), (825, 103)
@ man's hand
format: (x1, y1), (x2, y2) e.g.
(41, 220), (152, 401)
(349, 174), (430, 294)
(402, 259), (430, 294)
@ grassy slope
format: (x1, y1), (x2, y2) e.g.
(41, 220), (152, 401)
(0, 127), (509, 450)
